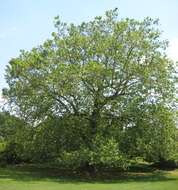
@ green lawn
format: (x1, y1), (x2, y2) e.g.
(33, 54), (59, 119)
(0, 165), (178, 190)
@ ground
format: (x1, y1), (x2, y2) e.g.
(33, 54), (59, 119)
(0, 165), (178, 190)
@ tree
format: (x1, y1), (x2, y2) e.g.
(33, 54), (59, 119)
(121, 104), (177, 162)
(0, 112), (27, 164)
(0, 112), (25, 140)
(3, 9), (177, 169)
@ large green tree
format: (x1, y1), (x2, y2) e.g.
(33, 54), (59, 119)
(3, 9), (177, 168)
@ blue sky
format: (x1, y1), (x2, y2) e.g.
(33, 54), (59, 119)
(0, 0), (178, 96)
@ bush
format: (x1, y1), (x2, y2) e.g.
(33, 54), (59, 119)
(152, 153), (178, 169)
(58, 136), (129, 171)
(0, 142), (23, 164)
(0, 142), (7, 165)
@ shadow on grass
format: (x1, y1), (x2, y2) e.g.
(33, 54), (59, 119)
(0, 165), (177, 184)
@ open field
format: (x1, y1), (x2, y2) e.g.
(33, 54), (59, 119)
(0, 165), (178, 190)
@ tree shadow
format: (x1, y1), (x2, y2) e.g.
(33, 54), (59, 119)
(0, 165), (177, 184)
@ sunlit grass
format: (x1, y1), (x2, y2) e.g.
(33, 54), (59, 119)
(0, 165), (178, 190)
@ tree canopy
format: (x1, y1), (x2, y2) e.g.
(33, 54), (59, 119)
(2, 9), (177, 170)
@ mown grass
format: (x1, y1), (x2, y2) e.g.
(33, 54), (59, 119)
(0, 165), (178, 190)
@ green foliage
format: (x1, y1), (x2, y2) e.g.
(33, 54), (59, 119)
(122, 104), (177, 163)
(0, 112), (25, 140)
(4, 9), (176, 123)
(58, 136), (129, 170)
(0, 142), (6, 153)
(2, 9), (177, 169)
(90, 136), (129, 169)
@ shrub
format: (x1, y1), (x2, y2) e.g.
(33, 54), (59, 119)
(58, 136), (129, 171)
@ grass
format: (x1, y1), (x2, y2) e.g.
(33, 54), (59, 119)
(0, 165), (178, 190)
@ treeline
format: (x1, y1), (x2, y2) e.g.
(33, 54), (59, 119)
(0, 108), (177, 170)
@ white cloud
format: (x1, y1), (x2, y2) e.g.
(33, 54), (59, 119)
(167, 38), (178, 62)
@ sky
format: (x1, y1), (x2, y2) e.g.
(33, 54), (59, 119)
(0, 0), (178, 101)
